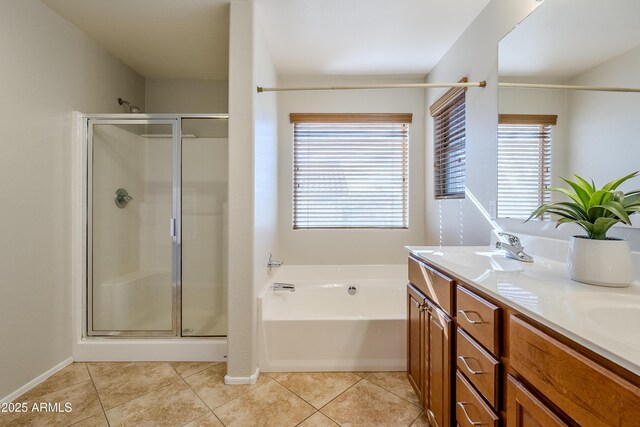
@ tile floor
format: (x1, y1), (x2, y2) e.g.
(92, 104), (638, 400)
(1, 362), (428, 427)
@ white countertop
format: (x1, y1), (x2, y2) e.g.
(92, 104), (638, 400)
(406, 245), (640, 376)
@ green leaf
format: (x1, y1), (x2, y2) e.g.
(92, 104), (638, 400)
(575, 220), (595, 238)
(592, 217), (620, 240)
(592, 201), (632, 225)
(602, 170), (639, 191)
(574, 175), (596, 196)
(555, 217), (577, 228)
(561, 178), (591, 207)
(548, 186), (588, 208)
(549, 203), (587, 220)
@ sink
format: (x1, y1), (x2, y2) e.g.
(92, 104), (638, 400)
(563, 294), (640, 347)
(414, 248), (525, 273)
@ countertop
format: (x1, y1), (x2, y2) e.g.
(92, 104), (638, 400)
(406, 245), (640, 376)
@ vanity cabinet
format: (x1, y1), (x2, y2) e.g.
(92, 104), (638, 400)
(407, 256), (454, 427)
(407, 253), (640, 427)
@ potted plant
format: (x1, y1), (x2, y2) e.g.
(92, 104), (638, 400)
(528, 171), (640, 287)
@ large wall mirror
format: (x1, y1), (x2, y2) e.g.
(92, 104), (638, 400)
(497, 0), (640, 222)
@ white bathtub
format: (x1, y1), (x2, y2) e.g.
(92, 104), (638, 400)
(258, 265), (407, 372)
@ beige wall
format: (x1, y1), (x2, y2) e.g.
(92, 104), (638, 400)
(227, 0), (257, 379)
(0, 0), (144, 400)
(276, 76), (426, 265)
(424, 0), (541, 246)
(145, 79), (228, 113)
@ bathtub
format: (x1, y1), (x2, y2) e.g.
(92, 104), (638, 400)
(258, 265), (407, 372)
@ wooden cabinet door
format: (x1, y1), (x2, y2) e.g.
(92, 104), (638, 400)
(507, 375), (568, 427)
(426, 299), (453, 427)
(407, 285), (424, 405)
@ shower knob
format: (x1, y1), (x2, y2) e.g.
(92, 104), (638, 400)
(114, 188), (133, 208)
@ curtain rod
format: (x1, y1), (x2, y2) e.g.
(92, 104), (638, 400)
(499, 82), (640, 93)
(256, 81), (486, 93)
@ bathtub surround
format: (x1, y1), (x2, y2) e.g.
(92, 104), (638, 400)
(0, 0), (144, 401)
(276, 75), (426, 265)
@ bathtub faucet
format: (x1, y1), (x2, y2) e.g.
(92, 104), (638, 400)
(272, 283), (295, 292)
(267, 253), (283, 272)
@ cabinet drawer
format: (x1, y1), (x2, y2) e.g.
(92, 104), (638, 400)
(509, 315), (640, 427)
(408, 257), (454, 316)
(456, 328), (499, 409)
(456, 286), (500, 355)
(456, 371), (499, 427)
(507, 375), (568, 427)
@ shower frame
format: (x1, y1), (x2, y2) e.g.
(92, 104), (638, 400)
(84, 113), (228, 338)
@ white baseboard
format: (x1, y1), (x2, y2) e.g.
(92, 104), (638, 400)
(0, 357), (73, 404)
(224, 367), (260, 385)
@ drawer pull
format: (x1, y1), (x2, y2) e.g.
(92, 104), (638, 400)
(458, 309), (484, 325)
(457, 402), (483, 425)
(458, 356), (484, 375)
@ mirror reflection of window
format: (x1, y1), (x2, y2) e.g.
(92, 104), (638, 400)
(497, 115), (557, 220)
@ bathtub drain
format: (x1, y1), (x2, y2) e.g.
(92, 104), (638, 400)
(348, 286), (357, 295)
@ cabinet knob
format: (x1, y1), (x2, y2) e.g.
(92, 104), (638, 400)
(456, 402), (483, 426)
(457, 310), (484, 325)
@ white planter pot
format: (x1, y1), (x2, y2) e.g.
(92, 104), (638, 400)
(567, 236), (633, 287)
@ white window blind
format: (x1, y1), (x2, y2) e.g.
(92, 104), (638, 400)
(430, 81), (466, 199)
(291, 113), (411, 229)
(497, 114), (556, 220)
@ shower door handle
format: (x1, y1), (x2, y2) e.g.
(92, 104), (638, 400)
(170, 218), (176, 237)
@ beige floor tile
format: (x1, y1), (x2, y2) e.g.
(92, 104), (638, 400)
(16, 363), (91, 402)
(297, 411), (340, 427)
(365, 372), (422, 406)
(182, 412), (225, 427)
(1, 380), (102, 427)
(91, 362), (181, 409)
(410, 411), (430, 427)
(105, 381), (209, 427)
(170, 362), (219, 378)
(320, 380), (422, 427)
(213, 380), (315, 427)
(183, 363), (270, 410)
(273, 372), (361, 409)
(71, 411), (109, 426)
(351, 372), (371, 378)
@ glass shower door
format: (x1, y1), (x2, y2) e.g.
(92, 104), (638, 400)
(181, 118), (228, 336)
(88, 120), (178, 336)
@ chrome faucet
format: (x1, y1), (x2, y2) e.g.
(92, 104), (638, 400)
(267, 253), (283, 272)
(495, 232), (534, 263)
(272, 282), (295, 292)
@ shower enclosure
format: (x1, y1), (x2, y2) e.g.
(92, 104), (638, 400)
(86, 114), (228, 338)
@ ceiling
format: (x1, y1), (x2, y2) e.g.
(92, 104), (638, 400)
(499, 0), (640, 79)
(43, 0), (492, 80)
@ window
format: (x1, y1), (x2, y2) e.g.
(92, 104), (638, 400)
(497, 114), (557, 220)
(291, 113), (411, 229)
(430, 79), (466, 199)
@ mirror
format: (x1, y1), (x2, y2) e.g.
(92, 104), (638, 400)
(497, 0), (640, 221)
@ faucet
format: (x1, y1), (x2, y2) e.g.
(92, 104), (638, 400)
(272, 282), (295, 292)
(267, 253), (283, 272)
(495, 232), (534, 263)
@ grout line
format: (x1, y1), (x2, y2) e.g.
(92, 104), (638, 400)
(268, 375), (322, 410)
(170, 361), (220, 380)
(362, 375), (423, 409)
(84, 363), (110, 427)
(294, 410), (320, 426)
(316, 376), (365, 423)
(182, 375), (228, 427)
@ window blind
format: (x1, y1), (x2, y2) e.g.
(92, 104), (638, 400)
(430, 83), (466, 199)
(497, 115), (556, 220)
(291, 113), (411, 229)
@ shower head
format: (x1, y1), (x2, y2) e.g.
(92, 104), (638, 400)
(118, 97), (142, 113)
